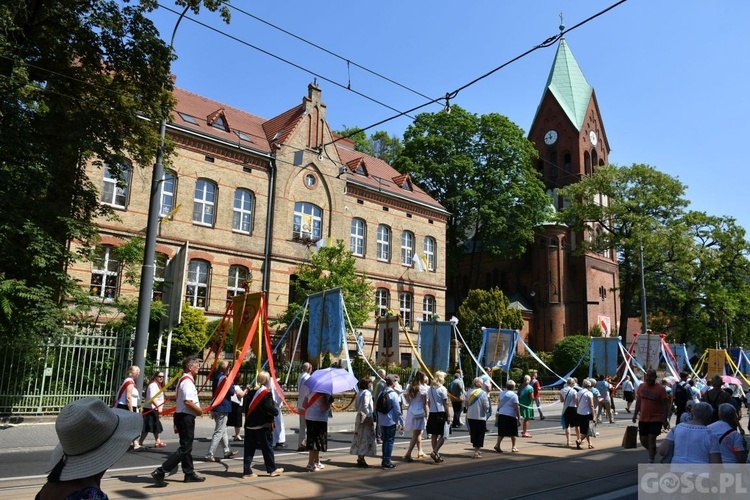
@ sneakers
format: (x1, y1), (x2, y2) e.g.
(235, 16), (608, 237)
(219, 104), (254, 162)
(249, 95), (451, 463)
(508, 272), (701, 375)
(306, 464), (318, 472)
(315, 463), (325, 469)
(224, 450), (238, 459)
(184, 473), (206, 483)
(151, 469), (166, 487)
(205, 455), (217, 462)
(270, 468), (284, 477)
(381, 462), (396, 469)
(242, 472), (256, 478)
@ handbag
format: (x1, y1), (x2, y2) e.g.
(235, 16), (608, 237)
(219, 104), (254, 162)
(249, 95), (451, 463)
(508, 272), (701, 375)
(443, 419), (452, 439)
(412, 410), (426, 419)
(622, 425), (638, 449)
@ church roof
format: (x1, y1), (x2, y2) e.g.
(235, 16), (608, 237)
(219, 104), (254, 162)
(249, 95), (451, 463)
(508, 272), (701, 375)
(540, 38), (593, 131)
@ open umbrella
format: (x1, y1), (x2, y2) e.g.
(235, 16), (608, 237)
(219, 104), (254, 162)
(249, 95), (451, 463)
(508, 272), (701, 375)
(721, 375), (743, 386)
(304, 367), (357, 395)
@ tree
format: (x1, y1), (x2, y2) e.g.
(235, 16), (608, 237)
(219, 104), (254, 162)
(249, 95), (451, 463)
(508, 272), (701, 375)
(456, 287), (523, 362)
(279, 241), (373, 361)
(395, 106), (549, 306)
(170, 303), (208, 361)
(550, 335), (590, 381)
(334, 127), (403, 165)
(558, 164), (690, 338)
(0, 0), (228, 339)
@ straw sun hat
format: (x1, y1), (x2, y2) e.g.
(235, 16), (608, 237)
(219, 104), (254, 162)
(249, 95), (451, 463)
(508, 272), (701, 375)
(48, 398), (142, 481)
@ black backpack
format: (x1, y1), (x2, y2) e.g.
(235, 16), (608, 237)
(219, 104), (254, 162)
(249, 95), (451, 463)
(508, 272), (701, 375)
(674, 381), (689, 407)
(376, 389), (392, 414)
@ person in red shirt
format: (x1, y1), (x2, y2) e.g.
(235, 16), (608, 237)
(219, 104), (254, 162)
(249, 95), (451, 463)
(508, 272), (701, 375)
(632, 369), (669, 463)
(530, 371), (544, 420)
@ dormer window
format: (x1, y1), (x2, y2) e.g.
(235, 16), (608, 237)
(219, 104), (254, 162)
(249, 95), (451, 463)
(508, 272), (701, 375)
(403, 179), (413, 191)
(207, 108), (229, 132)
(211, 114), (227, 131)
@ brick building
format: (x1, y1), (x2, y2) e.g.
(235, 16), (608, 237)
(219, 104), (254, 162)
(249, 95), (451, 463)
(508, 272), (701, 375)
(455, 36), (620, 352)
(70, 82), (448, 360)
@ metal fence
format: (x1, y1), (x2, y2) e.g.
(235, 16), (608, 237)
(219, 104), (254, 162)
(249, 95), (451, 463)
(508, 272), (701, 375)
(0, 327), (134, 415)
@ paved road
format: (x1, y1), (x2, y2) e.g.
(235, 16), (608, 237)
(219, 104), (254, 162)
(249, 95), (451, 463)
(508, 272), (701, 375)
(0, 399), (641, 499)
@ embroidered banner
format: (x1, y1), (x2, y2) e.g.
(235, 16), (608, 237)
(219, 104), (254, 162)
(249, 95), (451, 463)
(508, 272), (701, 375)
(308, 288), (346, 358)
(233, 292), (263, 360)
(419, 321), (452, 373)
(482, 328), (517, 371)
(591, 337), (620, 376)
(634, 334), (661, 370)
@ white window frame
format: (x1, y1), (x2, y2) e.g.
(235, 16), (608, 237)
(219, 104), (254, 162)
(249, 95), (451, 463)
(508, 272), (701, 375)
(375, 288), (389, 317)
(376, 225), (391, 262)
(226, 265), (250, 302)
(424, 236), (436, 272)
(186, 260), (210, 309)
(423, 295), (436, 321)
(233, 189), (254, 234)
(89, 245), (119, 300)
(152, 252), (168, 301)
(293, 202), (322, 240)
(101, 161), (131, 208)
(350, 218), (365, 256)
(193, 179), (216, 226)
(401, 231), (414, 266)
(159, 171), (176, 217)
(399, 292), (413, 328)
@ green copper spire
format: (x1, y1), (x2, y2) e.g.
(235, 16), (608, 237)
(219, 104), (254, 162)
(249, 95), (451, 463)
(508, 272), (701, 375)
(541, 38), (593, 131)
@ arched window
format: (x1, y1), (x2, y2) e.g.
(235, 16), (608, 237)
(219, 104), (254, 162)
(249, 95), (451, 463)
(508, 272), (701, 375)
(227, 265), (250, 302)
(89, 245), (120, 299)
(193, 179), (217, 226)
(376, 225), (391, 262)
(401, 231), (414, 266)
(350, 218), (366, 256)
(186, 259), (210, 309)
(159, 171), (177, 217)
(549, 151), (558, 180)
(152, 252), (168, 301)
(399, 292), (413, 328)
(563, 153), (571, 173)
(591, 150), (599, 173)
(584, 152), (591, 176)
(101, 161), (131, 208)
(233, 189), (254, 234)
(375, 288), (390, 317)
(293, 202), (322, 240)
(423, 295), (436, 321)
(423, 236), (436, 271)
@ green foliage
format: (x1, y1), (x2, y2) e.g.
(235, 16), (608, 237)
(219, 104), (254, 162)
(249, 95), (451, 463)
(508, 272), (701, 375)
(334, 127), (403, 166)
(279, 241), (372, 361)
(395, 107), (548, 302)
(170, 303), (208, 361)
(457, 288), (523, 359)
(550, 335), (590, 381)
(321, 351), (332, 368)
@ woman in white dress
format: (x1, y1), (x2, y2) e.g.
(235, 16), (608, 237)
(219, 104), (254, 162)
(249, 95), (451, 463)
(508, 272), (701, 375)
(350, 377), (377, 467)
(403, 371), (429, 461)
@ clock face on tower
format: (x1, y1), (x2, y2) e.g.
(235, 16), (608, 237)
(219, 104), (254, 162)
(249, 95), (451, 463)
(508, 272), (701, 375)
(543, 130), (558, 145)
(589, 130), (598, 146)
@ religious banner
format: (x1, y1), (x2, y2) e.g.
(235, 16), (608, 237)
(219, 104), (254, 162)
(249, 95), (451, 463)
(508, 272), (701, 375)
(706, 349), (727, 377)
(591, 337), (620, 376)
(634, 334), (661, 370)
(419, 321), (452, 373)
(482, 328), (517, 371)
(307, 288), (346, 359)
(377, 316), (401, 365)
(596, 315), (611, 337)
(233, 291), (262, 360)
(671, 344), (687, 371)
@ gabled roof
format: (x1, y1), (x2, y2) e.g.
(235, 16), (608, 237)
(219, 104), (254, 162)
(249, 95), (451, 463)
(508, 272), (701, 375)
(534, 38), (593, 131)
(262, 104), (305, 147)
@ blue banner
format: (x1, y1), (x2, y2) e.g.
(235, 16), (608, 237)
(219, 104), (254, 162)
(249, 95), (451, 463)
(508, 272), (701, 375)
(307, 288), (346, 358)
(419, 321), (452, 373)
(481, 328), (517, 371)
(590, 337), (620, 377)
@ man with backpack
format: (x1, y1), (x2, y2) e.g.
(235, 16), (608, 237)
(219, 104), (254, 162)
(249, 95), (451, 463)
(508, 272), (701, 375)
(673, 371), (690, 425)
(376, 374), (402, 469)
(449, 370), (466, 428)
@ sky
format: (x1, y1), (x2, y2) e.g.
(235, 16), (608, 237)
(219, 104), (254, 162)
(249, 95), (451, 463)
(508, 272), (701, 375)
(146, 1), (750, 234)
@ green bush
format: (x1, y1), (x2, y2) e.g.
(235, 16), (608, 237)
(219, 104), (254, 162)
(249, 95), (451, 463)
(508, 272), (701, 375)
(551, 335), (590, 381)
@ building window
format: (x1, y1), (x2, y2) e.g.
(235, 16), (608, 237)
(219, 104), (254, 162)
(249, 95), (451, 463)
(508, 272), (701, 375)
(424, 236), (436, 271)
(350, 218), (365, 256)
(89, 245), (119, 299)
(159, 171), (177, 217)
(227, 265), (250, 302)
(152, 252), (168, 301)
(186, 259), (210, 309)
(305, 173), (317, 187)
(293, 202), (322, 240)
(101, 161), (131, 208)
(401, 231), (414, 266)
(376, 225), (391, 262)
(423, 295), (436, 321)
(193, 179), (216, 226)
(233, 189), (254, 234)
(399, 292), (413, 328)
(376, 288), (390, 317)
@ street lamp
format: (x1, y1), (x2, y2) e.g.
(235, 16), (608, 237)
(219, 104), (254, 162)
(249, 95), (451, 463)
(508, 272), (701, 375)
(529, 282), (558, 301)
(133, 5), (191, 392)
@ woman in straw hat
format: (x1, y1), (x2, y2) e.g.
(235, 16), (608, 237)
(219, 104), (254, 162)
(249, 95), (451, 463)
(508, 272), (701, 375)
(35, 397), (142, 500)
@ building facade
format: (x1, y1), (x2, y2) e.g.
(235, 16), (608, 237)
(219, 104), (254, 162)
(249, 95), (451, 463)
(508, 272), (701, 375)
(456, 37), (620, 352)
(70, 83), (448, 361)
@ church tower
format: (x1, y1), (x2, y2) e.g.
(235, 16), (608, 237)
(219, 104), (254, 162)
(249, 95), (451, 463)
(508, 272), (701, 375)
(526, 30), (620, 350)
